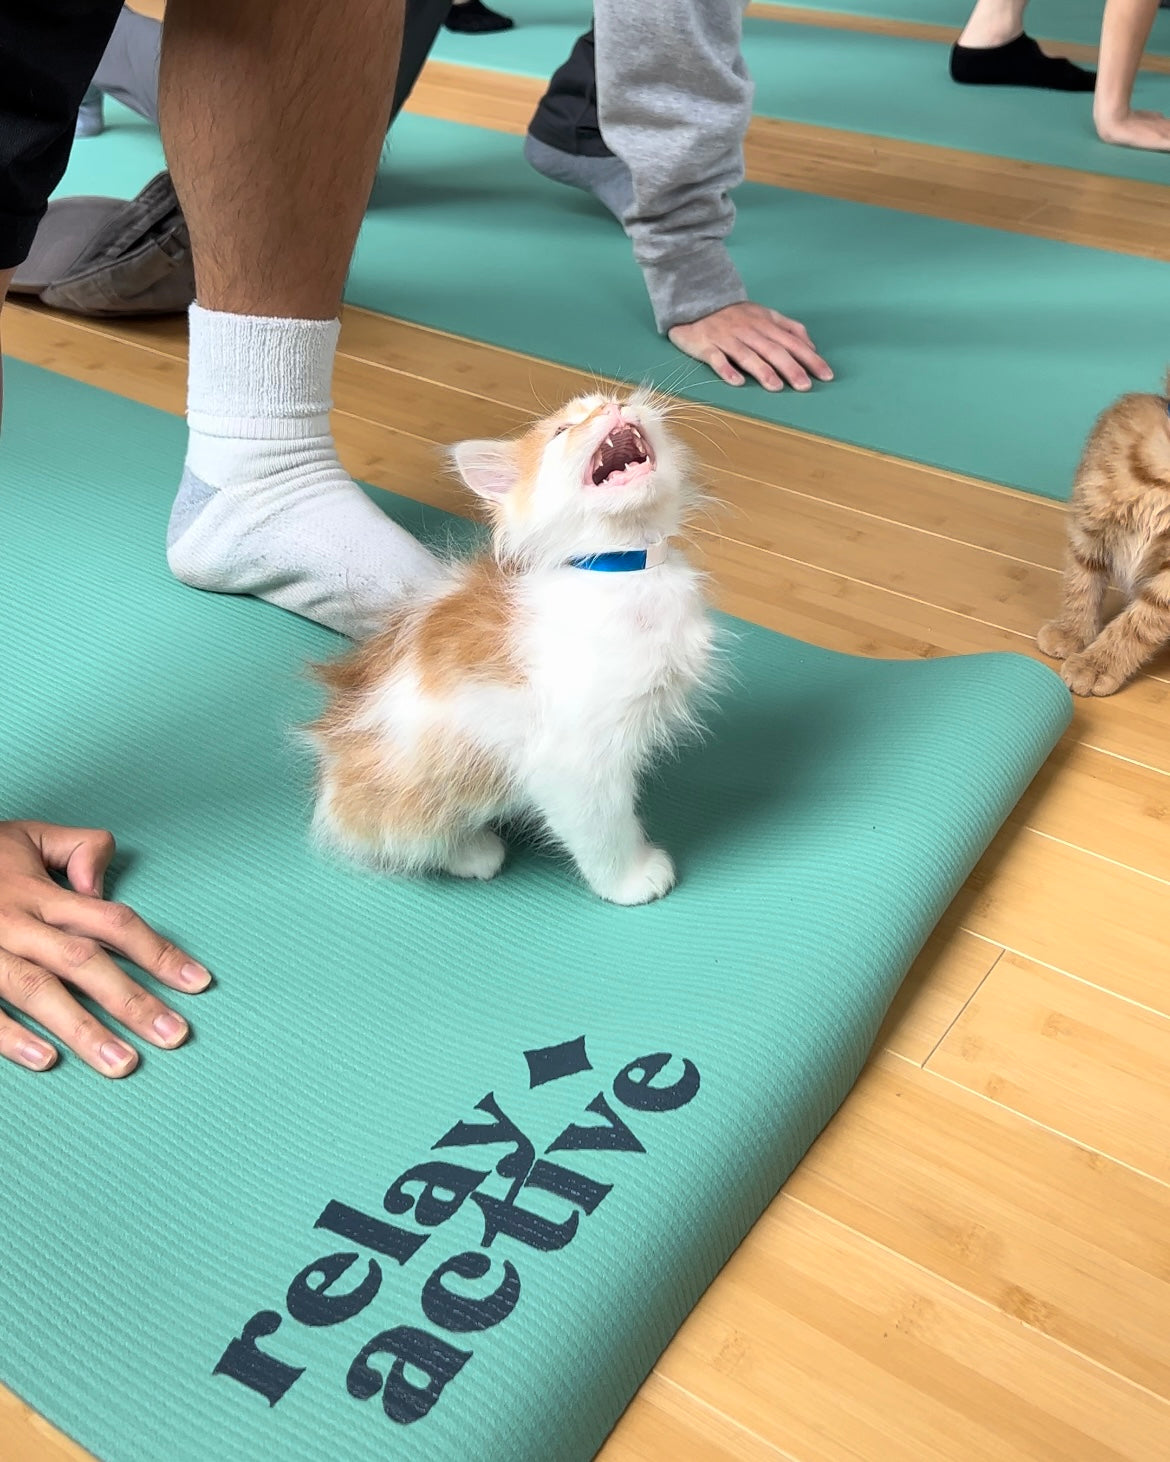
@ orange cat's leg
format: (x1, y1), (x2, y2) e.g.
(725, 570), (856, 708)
(1037, 526), (1109, 661)
(314, 786), (504, 878)
(313, 728), (510, 877)
(1062, 567), (1170, 696)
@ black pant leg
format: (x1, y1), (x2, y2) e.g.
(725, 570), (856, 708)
(526, 27), (611, 158)
(391, 0), (454, 124)
(0, 0), (125, 266)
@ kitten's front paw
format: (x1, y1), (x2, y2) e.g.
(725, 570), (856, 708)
(1061, 651), (1124, 698)
(1037, 620), (1086, 661)
(445, 830), (507, 880)
(597, 847), (677, 906)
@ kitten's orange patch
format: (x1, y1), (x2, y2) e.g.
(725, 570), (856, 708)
(415, 556), (523, 696)
(502, 419), (556, 520)
(318, 727), (512, 843)
(309, 556), (521, 846)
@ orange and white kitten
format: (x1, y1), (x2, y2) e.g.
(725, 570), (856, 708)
(1039, 378), (1170, 696)
(307, 391), (713, 904)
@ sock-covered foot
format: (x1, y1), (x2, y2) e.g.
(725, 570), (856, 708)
(950, 33), (1095, 90)
(75, 86), (105, 138)
(167, 306), (442, 640)
(523, 134), (634, 222)
(444, 0), (514, 33)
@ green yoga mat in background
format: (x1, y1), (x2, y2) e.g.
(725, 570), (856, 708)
(348, 116), (1168, 502)
(432, 0), (1170, 186)
(760, 0), (1170, 53)
(755, 0), (1170, 54)
(0, 362), (1069, 1461)
(53, 109), (1170, 500)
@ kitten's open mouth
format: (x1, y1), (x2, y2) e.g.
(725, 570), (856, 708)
(587, 422), (656, 489)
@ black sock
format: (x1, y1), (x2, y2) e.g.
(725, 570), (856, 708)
(950, 33), (1095, 92)
(444, 0), (515, 34)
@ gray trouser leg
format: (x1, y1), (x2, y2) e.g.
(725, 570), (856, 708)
(93, 6), (162, 126)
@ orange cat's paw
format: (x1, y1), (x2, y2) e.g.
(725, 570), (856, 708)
(1037, 621), (1085, 661)
(1061, 651), (1125, 698)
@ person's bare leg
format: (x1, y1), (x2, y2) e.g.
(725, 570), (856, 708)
(161, 0), (401, 318)
(958, 0), (1027, 47)
(953, 0), (1095, 88)
(159, 0), (442, 640)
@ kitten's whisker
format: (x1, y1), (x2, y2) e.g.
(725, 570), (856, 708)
(526, 368), (554, 416)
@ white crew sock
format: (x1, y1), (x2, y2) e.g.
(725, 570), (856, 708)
(166, 305), (442, 639)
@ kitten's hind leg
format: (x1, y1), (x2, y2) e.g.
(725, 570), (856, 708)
(443, 828), (507, 881)
(529, 767), (675, 906)
(1038, 528), (1109, 660)
(1062, 567), (1170, 696)
(312, 783), (456, 876)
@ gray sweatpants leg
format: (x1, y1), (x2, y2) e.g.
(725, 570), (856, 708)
(93, 6), (161, 125)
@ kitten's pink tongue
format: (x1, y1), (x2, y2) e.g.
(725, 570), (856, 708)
(589, 424), (652, 486)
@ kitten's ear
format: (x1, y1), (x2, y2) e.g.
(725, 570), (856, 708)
(450, 439), (520, 500)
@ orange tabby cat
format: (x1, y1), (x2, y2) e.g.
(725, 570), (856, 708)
(1038, 376), (1170, 696)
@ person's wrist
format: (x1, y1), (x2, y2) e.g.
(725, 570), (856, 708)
(1093, 95), (1129, 129)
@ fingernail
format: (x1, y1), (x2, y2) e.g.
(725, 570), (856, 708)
(179, 962), (211, 990)
(20, 1042), (53, 1070)
(152, 1011), (187, 1045)
(100, 1040), (135, 1070)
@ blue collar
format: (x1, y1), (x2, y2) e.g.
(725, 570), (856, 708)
(566, 542), (667, 573)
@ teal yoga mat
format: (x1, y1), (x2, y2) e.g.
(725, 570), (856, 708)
(52, 108), (1170, 500)
(756, 0), (1170, 55)
(0, 361), (1068, 1461)
(432, 0), (1170, 186)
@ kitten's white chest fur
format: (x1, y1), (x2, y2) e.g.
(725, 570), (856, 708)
(440, 555), (711, 818)
(521, 556), (710, 728)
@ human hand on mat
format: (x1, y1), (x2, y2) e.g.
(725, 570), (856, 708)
(0, 821), (211, 1077)
(1094, 108), (1170, 150)
(668, 303), (834, 392)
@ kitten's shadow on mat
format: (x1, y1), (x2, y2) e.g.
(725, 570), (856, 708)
(643, 695), (853, 861)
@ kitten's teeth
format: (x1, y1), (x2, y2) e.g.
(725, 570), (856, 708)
(605, 436), (615, 448)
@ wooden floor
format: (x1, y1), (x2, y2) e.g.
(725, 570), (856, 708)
(5, 14), (1170, 1462)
